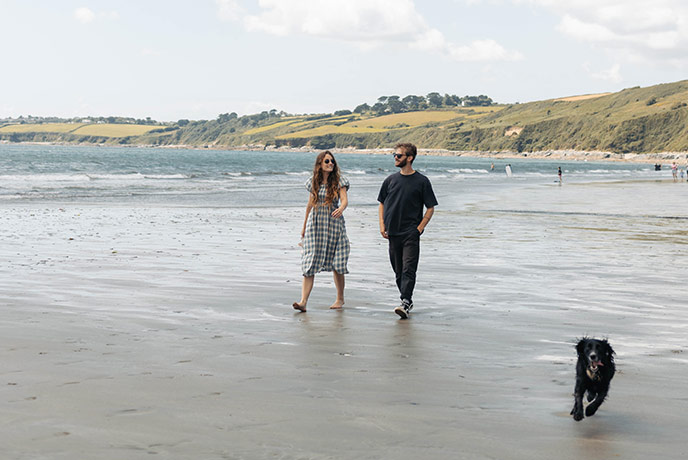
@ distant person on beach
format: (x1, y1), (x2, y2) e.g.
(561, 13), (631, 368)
(505, 164), (513, 177)
(378, 143), (438, 319)
(654, 163), (662, 171)
(671, 162), (678, 181)
(558, 166), (562, 183)
(293, 151), (350, 312)
(490, 163), (495, 171)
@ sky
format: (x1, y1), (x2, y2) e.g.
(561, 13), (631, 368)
(1, 0), (687, 121)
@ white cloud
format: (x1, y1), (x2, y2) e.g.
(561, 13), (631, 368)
(242, 0), (425, 42)
(216, 0), (244, 22)
(73, 7), (119, 24)
(521, 0), (688, 64)
(74, 7), (95, 24)
(584, 62), (622, 83)
(447, 39), (523, 62)
(219, 0), (521, 62)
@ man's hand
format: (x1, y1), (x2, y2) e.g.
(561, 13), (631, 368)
(380, 229), (388, 239)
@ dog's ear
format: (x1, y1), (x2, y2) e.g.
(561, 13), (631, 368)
(576, 338), (586, 355)
(602, 339), (615, 356)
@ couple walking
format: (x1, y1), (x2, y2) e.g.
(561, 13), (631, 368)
(292, 143), (438, 319)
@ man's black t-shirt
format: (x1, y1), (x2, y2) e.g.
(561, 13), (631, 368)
(377, 171), (438, 236)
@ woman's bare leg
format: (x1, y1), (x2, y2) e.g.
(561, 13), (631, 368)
(330, 271), (345, 309)
(293, 275), (314, 311)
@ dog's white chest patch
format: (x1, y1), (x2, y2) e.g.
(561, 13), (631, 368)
(586, 368), (600, 381)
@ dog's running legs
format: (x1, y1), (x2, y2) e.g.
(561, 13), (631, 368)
(585, 387), (608, 417)
(571, 379), (585, 421)
(586, 390), (597, 402)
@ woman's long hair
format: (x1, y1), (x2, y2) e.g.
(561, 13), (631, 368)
(311, 151), (341, 206)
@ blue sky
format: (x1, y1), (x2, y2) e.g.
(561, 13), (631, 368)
(1, 0), (686, 121)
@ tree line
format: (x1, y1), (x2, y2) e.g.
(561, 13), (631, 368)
(347, 93), (493, 116)
(1, 92), (494, 130)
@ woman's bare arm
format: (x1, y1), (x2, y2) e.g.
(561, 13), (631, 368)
(301, 194), (315, 238)
(331, 187), (348, 218)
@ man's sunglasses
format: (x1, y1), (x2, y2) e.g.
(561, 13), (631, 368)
(393, 153), (406, 159)
(323, 159), (335, 164)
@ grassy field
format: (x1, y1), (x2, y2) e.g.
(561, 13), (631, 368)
(0, 123), (86, 133)
(289, 114), (361, 127)
(553, 93), (612, 102)
(277, 110), (481, 139)
(71, 124), (159, 137)
(275, 124), (388, 138)
(242, 119), (301, 135)
(0, 123), (159, 137)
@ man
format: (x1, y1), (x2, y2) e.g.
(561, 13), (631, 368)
(378, 143), (438, 319)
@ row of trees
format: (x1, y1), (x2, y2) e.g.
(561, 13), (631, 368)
(2, 91), (494, 131)
(351, 93), (493, 116)
(214, 109), (289, 127)
(208, 92), (495, 127)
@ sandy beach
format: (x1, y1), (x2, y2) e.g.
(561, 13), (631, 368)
(2, 170), (688, 459)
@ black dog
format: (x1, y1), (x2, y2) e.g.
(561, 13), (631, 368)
(571, 338), (615, 421)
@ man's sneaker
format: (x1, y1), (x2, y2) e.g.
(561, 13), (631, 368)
(394, 299), (413, 319)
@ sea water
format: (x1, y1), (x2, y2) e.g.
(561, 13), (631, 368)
(2, 143), (687, 341)
(0, 143), (664, 208)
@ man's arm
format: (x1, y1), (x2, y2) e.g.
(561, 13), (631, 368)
(417, 207), (434, 234)
(378, 203), (388, 239)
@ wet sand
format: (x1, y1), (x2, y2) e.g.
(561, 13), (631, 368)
(2, 178), (688, 459)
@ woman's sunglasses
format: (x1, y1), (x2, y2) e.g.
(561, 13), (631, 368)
(323, 159), (335, 164)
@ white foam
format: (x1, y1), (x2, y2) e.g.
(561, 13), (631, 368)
(143, 174), (187, 179)
(448, 168), (489, 174)
(0, 173), (93, 182)
(88, 173), (145, 180)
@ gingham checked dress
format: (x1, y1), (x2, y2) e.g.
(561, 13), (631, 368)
(301, 176), (350, 276)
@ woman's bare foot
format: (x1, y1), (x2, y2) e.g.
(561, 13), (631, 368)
(329, 300), (344, 310)
(292, 302), (306, 312)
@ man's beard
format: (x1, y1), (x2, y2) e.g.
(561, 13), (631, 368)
(396, 158), (408, 168)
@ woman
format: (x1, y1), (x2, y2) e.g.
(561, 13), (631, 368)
(293, 151), (350, 312)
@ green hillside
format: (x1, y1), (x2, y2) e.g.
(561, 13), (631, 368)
(130, 80), (688, 153)
(2, 81), (687, 154)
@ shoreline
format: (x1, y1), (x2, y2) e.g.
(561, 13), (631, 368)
(2, 139), (688, 164)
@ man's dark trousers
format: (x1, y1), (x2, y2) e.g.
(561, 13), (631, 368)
(388, 230), (420, 302)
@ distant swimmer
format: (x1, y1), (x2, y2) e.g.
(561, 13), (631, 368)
(558, 166), (562, 183)
(490, 163), (495, 171)
(505, 164), (513, 177)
